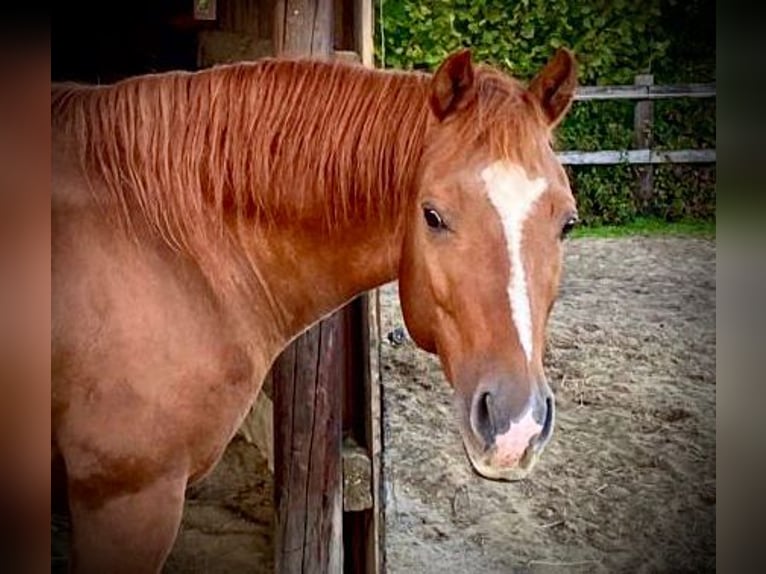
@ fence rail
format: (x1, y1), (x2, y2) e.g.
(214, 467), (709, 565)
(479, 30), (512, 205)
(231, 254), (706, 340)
(574, 83), (716, 101)
(558, 148), (716, 166)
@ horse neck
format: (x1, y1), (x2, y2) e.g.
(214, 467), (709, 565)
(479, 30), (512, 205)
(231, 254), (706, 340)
(245, 215), (405, 342)
(223, 62), (432, 344)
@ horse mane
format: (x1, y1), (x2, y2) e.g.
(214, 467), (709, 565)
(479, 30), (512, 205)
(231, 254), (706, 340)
(52, 57), (550, 253)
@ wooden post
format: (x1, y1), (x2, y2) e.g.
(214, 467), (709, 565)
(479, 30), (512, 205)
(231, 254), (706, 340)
(354, 0), (374, 67)
(634, 74), (654, 211)
(273, 317), (344, 574)
(339, 293), (383, 574)
(271, 2), (343, 573)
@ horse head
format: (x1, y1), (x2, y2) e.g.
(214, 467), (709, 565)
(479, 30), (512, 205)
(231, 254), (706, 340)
(398, 48), (578, 480)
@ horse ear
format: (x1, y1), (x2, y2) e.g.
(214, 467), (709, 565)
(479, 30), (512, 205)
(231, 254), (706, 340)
(528, 48), (578, 128)
(430, 49), (477, 121)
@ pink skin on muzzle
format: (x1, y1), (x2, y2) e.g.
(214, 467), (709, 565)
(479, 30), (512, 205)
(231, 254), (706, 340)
(490, 407), (543, 467)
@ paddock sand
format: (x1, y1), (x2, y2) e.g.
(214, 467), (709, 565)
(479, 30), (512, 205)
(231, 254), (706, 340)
(53, 235), (716, 573)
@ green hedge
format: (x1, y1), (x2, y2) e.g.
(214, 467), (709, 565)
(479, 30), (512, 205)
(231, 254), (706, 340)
(375, 0), (715, 226)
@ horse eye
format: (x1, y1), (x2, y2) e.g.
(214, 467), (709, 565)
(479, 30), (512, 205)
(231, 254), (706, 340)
(423, 207), (445, 230)
(561, 216), (578, 238)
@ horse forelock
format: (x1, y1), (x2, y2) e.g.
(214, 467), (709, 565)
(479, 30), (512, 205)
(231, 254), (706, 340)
(459, 66), (553, 171)
(416, 66), (556, 189)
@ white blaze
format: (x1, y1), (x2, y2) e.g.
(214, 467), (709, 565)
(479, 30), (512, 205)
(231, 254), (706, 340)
(480, 161), (547, 363)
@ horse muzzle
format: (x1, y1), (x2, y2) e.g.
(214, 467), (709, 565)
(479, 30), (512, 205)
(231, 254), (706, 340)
(455, 378), (555, 481)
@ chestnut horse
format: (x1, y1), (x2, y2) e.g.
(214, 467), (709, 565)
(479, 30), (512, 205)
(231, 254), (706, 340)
(52, 48), (578, 572)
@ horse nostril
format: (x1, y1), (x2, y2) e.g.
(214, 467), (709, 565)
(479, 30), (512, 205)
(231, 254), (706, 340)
(483, 392), (497, 437)
(472, 391), (497, 448)
(542, 396), (553, 436)
(530, 395), (555, 452)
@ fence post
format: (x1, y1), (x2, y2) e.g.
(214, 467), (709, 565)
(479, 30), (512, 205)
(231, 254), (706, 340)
(633, 74), (654, 210)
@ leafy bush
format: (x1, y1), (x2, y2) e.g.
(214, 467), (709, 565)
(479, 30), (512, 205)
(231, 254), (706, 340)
(375, 0), (715, 226)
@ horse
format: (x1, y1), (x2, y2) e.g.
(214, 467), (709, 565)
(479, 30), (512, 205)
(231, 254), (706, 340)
(52, 47), (579, 572)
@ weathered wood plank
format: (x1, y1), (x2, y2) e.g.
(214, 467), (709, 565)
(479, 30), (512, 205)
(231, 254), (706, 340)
(557, 149), (716, 165)
(574, 83), (716, 101)
(273, 316), (343, 574)
(306, 316), (344, 573)
(274, 0), (334, 57)
(273, 342), (301, 574)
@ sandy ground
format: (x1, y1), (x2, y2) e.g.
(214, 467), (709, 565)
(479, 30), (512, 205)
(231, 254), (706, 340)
(52, 235), (715, 573)
(164, 439), (274, 574)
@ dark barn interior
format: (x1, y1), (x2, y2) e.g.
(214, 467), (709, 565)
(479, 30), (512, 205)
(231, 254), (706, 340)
(53, 1), (199, 83)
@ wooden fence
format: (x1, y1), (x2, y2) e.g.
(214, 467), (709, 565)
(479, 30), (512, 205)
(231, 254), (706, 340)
(555, 75), (715, 203)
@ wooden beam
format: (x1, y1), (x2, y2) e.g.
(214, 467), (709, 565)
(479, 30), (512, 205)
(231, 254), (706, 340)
(557, 149), (716, 165)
